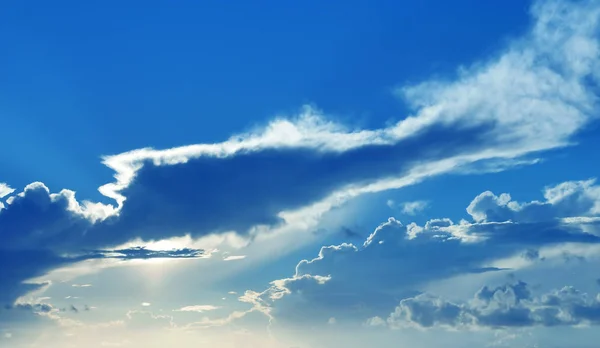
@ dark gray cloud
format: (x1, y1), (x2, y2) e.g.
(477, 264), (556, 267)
(87, 247), (205, 260)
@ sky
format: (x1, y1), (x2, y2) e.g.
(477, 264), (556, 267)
(1, 0), (600, 347)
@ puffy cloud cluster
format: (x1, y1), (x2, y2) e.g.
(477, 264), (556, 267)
(381, 281), (600, 329)
(466, 179), (600, 224)
(243, 179), (600, 326)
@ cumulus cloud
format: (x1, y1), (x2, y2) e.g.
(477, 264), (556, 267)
(2, 0), (600, 308)
(240, 178), (600, 325)
(466, 179), (600, 224)
(383, 281), (600, 329)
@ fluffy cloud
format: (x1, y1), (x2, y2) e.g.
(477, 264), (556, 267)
(382, 281), (600, 329)
(387, 200), (429, 215)
(466, 179), (600, 224)
(1, 0), (599, 310)
(242, 178), (600, 326)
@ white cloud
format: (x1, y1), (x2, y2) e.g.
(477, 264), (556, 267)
(175, 305), (220, 313)
(141, 303), (151, 307)
(71, 284), (92, 288)
(223, 255), (247, 261)
(365, 316), (386, 327)
(0, 183), (14, 199)
(401, 201), (429, 215)
(388, 199), (429, 216)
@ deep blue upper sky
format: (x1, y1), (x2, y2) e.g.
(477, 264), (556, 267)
(0, 0), (530, 202)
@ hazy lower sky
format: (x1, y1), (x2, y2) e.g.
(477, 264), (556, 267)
(2, 0), (600, 347)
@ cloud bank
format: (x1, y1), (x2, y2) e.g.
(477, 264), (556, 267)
(239, 178), (600, 327)
(380, 281), (600, 329)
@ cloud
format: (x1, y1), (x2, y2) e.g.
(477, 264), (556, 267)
(0, 245), (204, 308)
(175, 305), (220, 313)
(223, 255), (247, 261)
(0, 249), (74, 306)
(382, 281), (600, 329)
(125, 310), (174, 331)
(240, 178), (600, 325)
(338, 226), (363, 239)
(5, 0), (599, 250)
(71, 284), (92, 288)
(0, 183), (14, 200)
(1, 0), (600, 307)
(0, 301), (56, 327)
(466, 179), (600, 224)
(88, 247), (205, 260)
(395, 200), (429, 215)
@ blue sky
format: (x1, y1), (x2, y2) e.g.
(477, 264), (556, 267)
(1, 0), (600, 347)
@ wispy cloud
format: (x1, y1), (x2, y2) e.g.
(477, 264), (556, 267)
(175, 305), (220, 313)
(88, 247), (205, 260)
(388, 200), (429, 215)
(223, 255), (247, 261)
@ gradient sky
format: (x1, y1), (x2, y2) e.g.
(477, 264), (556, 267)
(2, 0), (600, 347)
